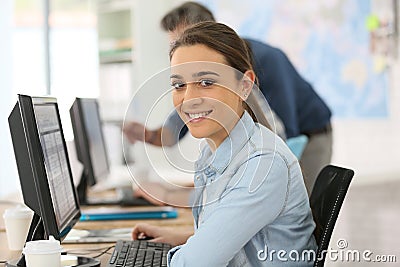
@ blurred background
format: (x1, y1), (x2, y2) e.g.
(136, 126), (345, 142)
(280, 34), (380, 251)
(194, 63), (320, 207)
(0, 0), (399, 266)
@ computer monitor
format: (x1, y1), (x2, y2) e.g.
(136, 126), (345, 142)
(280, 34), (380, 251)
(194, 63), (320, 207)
(8, 95), (99, 267)
(69, 98), (110, 203)
(69, 98), (152, 206)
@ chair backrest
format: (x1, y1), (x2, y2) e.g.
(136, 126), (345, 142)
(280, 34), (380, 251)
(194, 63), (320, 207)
(286, 134), (308, 159)
(310, 165), (354, 267)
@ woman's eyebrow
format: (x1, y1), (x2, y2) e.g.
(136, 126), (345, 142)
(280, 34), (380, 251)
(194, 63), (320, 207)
(170, 74), (183, 79)
(170, 71), (220, 79)
(192, 71), (220, 78)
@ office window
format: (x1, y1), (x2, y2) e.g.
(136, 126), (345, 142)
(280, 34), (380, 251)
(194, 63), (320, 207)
(13, 0), (47, 96)
(0, 0), (99, 198)
(0, 0), (19, 198)
(0, 0), (48, 198)
(49, 0), (99, 140)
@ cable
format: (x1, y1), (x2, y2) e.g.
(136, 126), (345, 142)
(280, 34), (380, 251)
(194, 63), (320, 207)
(66, 245), (115, 255)
(66, 245), (115, 258)
(93, 245), (115, 259)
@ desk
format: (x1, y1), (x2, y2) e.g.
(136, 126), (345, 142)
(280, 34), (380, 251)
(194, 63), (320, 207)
(0, 200), (193, 266)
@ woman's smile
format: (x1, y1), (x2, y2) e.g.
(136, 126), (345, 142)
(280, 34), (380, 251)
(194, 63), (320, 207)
(185, 110), (213, 123)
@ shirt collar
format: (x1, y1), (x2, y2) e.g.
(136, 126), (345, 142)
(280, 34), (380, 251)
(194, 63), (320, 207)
(196, 111), (256, 174)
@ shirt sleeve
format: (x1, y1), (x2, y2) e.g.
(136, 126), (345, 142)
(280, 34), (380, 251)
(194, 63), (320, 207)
(168, 153), (290, 266)
(167, 245), (182, 267)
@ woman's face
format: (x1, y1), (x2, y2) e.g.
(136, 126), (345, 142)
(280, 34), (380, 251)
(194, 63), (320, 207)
(170, 44), (245, 149)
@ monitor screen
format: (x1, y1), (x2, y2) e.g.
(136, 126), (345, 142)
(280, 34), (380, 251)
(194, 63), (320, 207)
(70, 98), (110, 189)
(8, 95), (81, 241)
(34, 104), (78, 230)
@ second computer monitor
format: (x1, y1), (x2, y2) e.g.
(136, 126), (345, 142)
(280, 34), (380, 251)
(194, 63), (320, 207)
(70, 98), (110, 181)
(70, 98), (113, 202)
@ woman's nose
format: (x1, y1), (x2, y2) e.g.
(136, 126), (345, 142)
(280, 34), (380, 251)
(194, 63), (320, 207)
(183, 83), (203, 106)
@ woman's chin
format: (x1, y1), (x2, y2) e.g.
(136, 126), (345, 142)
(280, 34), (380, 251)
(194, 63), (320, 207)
(188, 130), (207, 139)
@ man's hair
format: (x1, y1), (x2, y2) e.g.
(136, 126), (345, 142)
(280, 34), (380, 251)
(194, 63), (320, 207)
(161, 1), (216, 32)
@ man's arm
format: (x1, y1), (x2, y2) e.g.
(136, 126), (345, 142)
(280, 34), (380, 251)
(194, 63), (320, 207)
(145, 126), (175, 147)
(123, 110), (187, 147)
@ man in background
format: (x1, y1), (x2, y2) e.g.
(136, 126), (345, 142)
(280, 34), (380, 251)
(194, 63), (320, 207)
(124, 1), (332, 195)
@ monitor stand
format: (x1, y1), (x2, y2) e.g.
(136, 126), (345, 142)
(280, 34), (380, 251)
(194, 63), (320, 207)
(6, 255), (100, 267)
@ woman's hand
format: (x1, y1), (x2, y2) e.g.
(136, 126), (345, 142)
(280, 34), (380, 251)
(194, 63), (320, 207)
(132, 223), (192, 247)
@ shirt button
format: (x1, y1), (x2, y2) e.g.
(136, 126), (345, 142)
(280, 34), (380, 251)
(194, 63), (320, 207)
(196, 175), (200, 180)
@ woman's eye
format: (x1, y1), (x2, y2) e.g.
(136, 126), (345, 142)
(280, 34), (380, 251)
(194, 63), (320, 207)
(199, 79), (215, 88)
(171, 81), (186, 90)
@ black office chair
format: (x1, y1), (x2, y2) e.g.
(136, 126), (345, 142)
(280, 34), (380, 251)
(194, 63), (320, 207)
(310, 165), (354, 267)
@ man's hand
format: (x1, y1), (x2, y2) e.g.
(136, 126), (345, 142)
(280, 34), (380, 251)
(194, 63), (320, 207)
(123, 121), (146, 144)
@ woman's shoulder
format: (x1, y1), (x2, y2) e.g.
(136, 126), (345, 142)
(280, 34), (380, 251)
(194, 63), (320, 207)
(223, 145), (298, 198)
(249, 124), (298, 165)
(223, 121), (298, 176)
(225, 127), (300, 189)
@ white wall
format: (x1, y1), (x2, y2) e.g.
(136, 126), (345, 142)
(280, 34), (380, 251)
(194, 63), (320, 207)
(126, 0), (187, 170)
(131, 0), (184, 122)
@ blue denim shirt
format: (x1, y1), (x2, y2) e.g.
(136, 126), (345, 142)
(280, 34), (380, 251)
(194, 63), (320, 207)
(167, 112), (317, 266)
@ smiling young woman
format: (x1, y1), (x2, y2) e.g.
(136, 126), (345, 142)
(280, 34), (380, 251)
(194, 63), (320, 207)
(132, 22), (317, 267)
(170, 44), (256, 150)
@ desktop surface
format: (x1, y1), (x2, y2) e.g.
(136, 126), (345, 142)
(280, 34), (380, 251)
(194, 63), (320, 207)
(0, 199), (193, 266)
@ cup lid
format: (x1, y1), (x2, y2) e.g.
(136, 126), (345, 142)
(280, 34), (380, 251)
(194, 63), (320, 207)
(3, 205), (33, 219)
(23, 236), (63, 255)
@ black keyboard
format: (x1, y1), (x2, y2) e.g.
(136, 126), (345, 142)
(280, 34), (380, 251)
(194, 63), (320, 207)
(108, 240), (172, 267)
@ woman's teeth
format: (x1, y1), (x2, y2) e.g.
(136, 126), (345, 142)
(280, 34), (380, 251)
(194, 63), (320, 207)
(188, 111), (211, 119)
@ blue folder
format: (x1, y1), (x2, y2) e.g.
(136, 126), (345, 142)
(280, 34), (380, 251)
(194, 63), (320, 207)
(80, 206), (178, 221)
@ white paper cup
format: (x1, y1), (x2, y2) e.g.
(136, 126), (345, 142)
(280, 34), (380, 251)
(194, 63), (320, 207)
(23, 236), (63, 267)
(3, 205), (33, 250)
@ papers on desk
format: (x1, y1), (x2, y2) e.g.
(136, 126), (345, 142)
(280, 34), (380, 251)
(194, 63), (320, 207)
(80, 206), (178, 221)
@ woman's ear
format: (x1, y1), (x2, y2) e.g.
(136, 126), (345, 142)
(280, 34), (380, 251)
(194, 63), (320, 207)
(240, 70), (256, 101)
